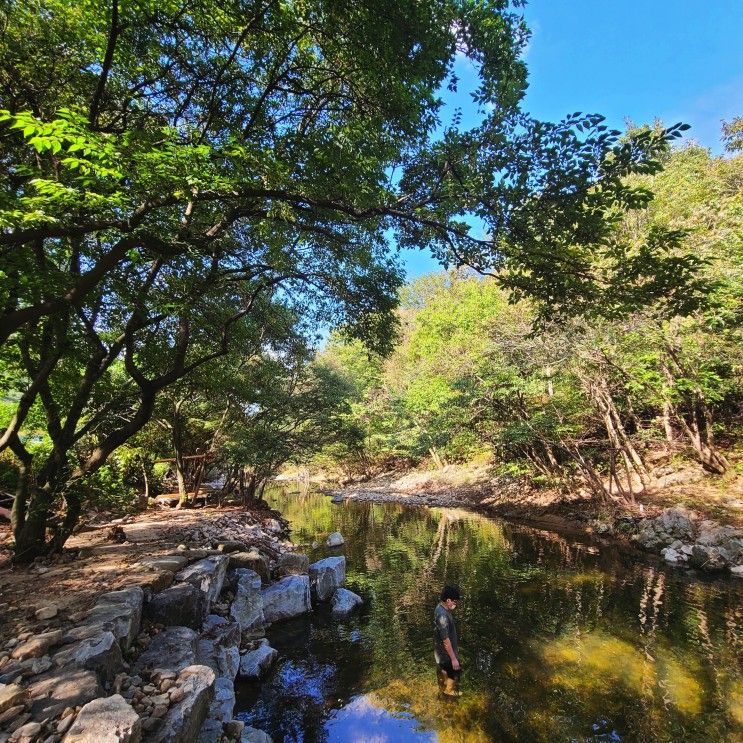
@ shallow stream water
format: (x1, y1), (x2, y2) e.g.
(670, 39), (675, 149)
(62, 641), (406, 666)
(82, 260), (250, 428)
(235, 488), (743, 742)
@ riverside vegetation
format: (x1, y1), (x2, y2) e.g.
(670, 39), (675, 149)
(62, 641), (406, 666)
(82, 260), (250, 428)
(0, 2), (742, 742)
(0, 0), (717, 561)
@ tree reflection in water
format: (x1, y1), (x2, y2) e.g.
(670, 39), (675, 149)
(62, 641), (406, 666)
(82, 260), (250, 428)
(234, 487), (743, 742)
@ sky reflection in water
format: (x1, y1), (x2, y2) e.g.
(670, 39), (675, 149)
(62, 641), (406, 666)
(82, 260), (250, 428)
(235, 488), (743, 743)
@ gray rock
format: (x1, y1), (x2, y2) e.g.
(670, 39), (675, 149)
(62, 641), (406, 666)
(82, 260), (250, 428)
(53, 631), (124, 686)
(65, 587), (144, 651)
(689, 545), (727, 572)
(175, 556), (229, 606)
(330, 588), (363, 618)
(660, 547), (685, 566)
(309, 557), (346, 602)
(261, 576), (311, 623)
(196, 620), (240, 681)
(263, 519), (282, 534)
(731, 565), (743, 578)
(145, 583), (207, 629)
(197, 718), (223, 743)
(228, 552), (270, 584)
(137, 555), (189, 573)
(63, 693), (141, 743)
(230, 570), (265, 642)
(132, 627), (197, 677)
(275, 553), (309, 577)
(28, 668), (102, 719)
(238, 644), (277, 679)
(241, 726), (273, 743)
(207, 677), (235, 722)
(35, 605), (58, 620)
(148, 665), (215, 743)
(325, 532), (345, 548)
(658, 506), (697, 541)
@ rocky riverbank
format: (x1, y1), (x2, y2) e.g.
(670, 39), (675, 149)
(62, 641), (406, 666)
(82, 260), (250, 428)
(0, 508), (361, 743)
(328, 478), (743, 579)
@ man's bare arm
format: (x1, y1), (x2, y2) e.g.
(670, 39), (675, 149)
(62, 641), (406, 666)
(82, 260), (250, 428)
(443, 638), (460, 670)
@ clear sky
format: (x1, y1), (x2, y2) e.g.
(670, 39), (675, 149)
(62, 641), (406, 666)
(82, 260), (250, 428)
(400, 0), (743, 280)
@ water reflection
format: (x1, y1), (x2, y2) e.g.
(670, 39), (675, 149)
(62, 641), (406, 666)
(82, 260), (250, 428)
(235, 488), (743, 742)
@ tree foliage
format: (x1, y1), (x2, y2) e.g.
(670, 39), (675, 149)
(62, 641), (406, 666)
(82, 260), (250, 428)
(322, 141), (743, 494)
(0, 0), (712, 557)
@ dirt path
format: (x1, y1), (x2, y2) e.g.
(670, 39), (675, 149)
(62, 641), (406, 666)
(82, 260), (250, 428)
(0, 503), (286, 645)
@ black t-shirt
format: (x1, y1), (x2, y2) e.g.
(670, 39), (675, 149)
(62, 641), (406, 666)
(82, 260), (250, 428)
(433, 603), (458, 664)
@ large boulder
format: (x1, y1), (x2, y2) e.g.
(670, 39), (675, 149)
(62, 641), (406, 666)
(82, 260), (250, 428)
(330, 588), (363, 618)
(230, 570), (265, 642)
(309, 557), (346, 602)
(238, 642), (277, 680)
(261, 576), (311, 623)
(63, 693), (141, 743)
(28, 668), (102, 719)
(145, 583), (208, 629)
(275, 553), (309, 577)
(52, 631), (124, 686)
(689, 545), (728, 572)
(175, 555), (229, 606)
(228, 551), (270, 584)
(64, 587), (144, 651)
(197, 618), (241, 681)
(132, 627), (197, 677)
(147, 665), (215, 743)
(657, 506), (697, 541)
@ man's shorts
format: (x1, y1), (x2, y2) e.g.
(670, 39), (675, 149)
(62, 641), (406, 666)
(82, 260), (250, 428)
(437, 659), (461, 680)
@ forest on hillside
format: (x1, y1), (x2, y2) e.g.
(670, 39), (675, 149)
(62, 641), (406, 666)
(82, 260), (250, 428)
(320, 142), (743, 498)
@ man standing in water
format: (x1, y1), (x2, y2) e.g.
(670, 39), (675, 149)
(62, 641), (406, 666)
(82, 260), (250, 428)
(434, 585), (462, 697)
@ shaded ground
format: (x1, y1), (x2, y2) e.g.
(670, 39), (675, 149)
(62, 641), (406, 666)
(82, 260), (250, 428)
(0, 503), (285, 646)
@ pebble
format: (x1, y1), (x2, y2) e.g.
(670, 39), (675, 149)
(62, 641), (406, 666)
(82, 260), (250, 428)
(168, 688), (185, 704)
(10, 720), (41, 739)
(0, 704), (24, 724)
(159, 679), (174, 692)
(56, 714), (74, 735)
(34, 606), (57, 621)
(151, 704), (168, 718)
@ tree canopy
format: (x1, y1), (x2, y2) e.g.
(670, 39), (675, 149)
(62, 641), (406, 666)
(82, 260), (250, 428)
(0, 0), (708, 557)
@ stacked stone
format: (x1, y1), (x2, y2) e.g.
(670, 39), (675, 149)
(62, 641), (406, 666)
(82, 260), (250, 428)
(0, 525), (364, 743)
(632, 506), (743, 574)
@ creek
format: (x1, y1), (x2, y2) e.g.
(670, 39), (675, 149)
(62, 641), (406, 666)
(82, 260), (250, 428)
(235, 487), (743, 742)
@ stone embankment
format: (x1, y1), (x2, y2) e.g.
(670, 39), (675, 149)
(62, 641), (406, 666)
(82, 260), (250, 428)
(626, 505), (743, 576)
(0, 518), (362, 743)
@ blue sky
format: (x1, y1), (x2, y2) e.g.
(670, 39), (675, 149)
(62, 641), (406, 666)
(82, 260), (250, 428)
(401, 0), (743, 280)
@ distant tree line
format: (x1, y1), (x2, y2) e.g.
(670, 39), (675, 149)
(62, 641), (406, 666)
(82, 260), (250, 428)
(320, 142), (743, 499)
